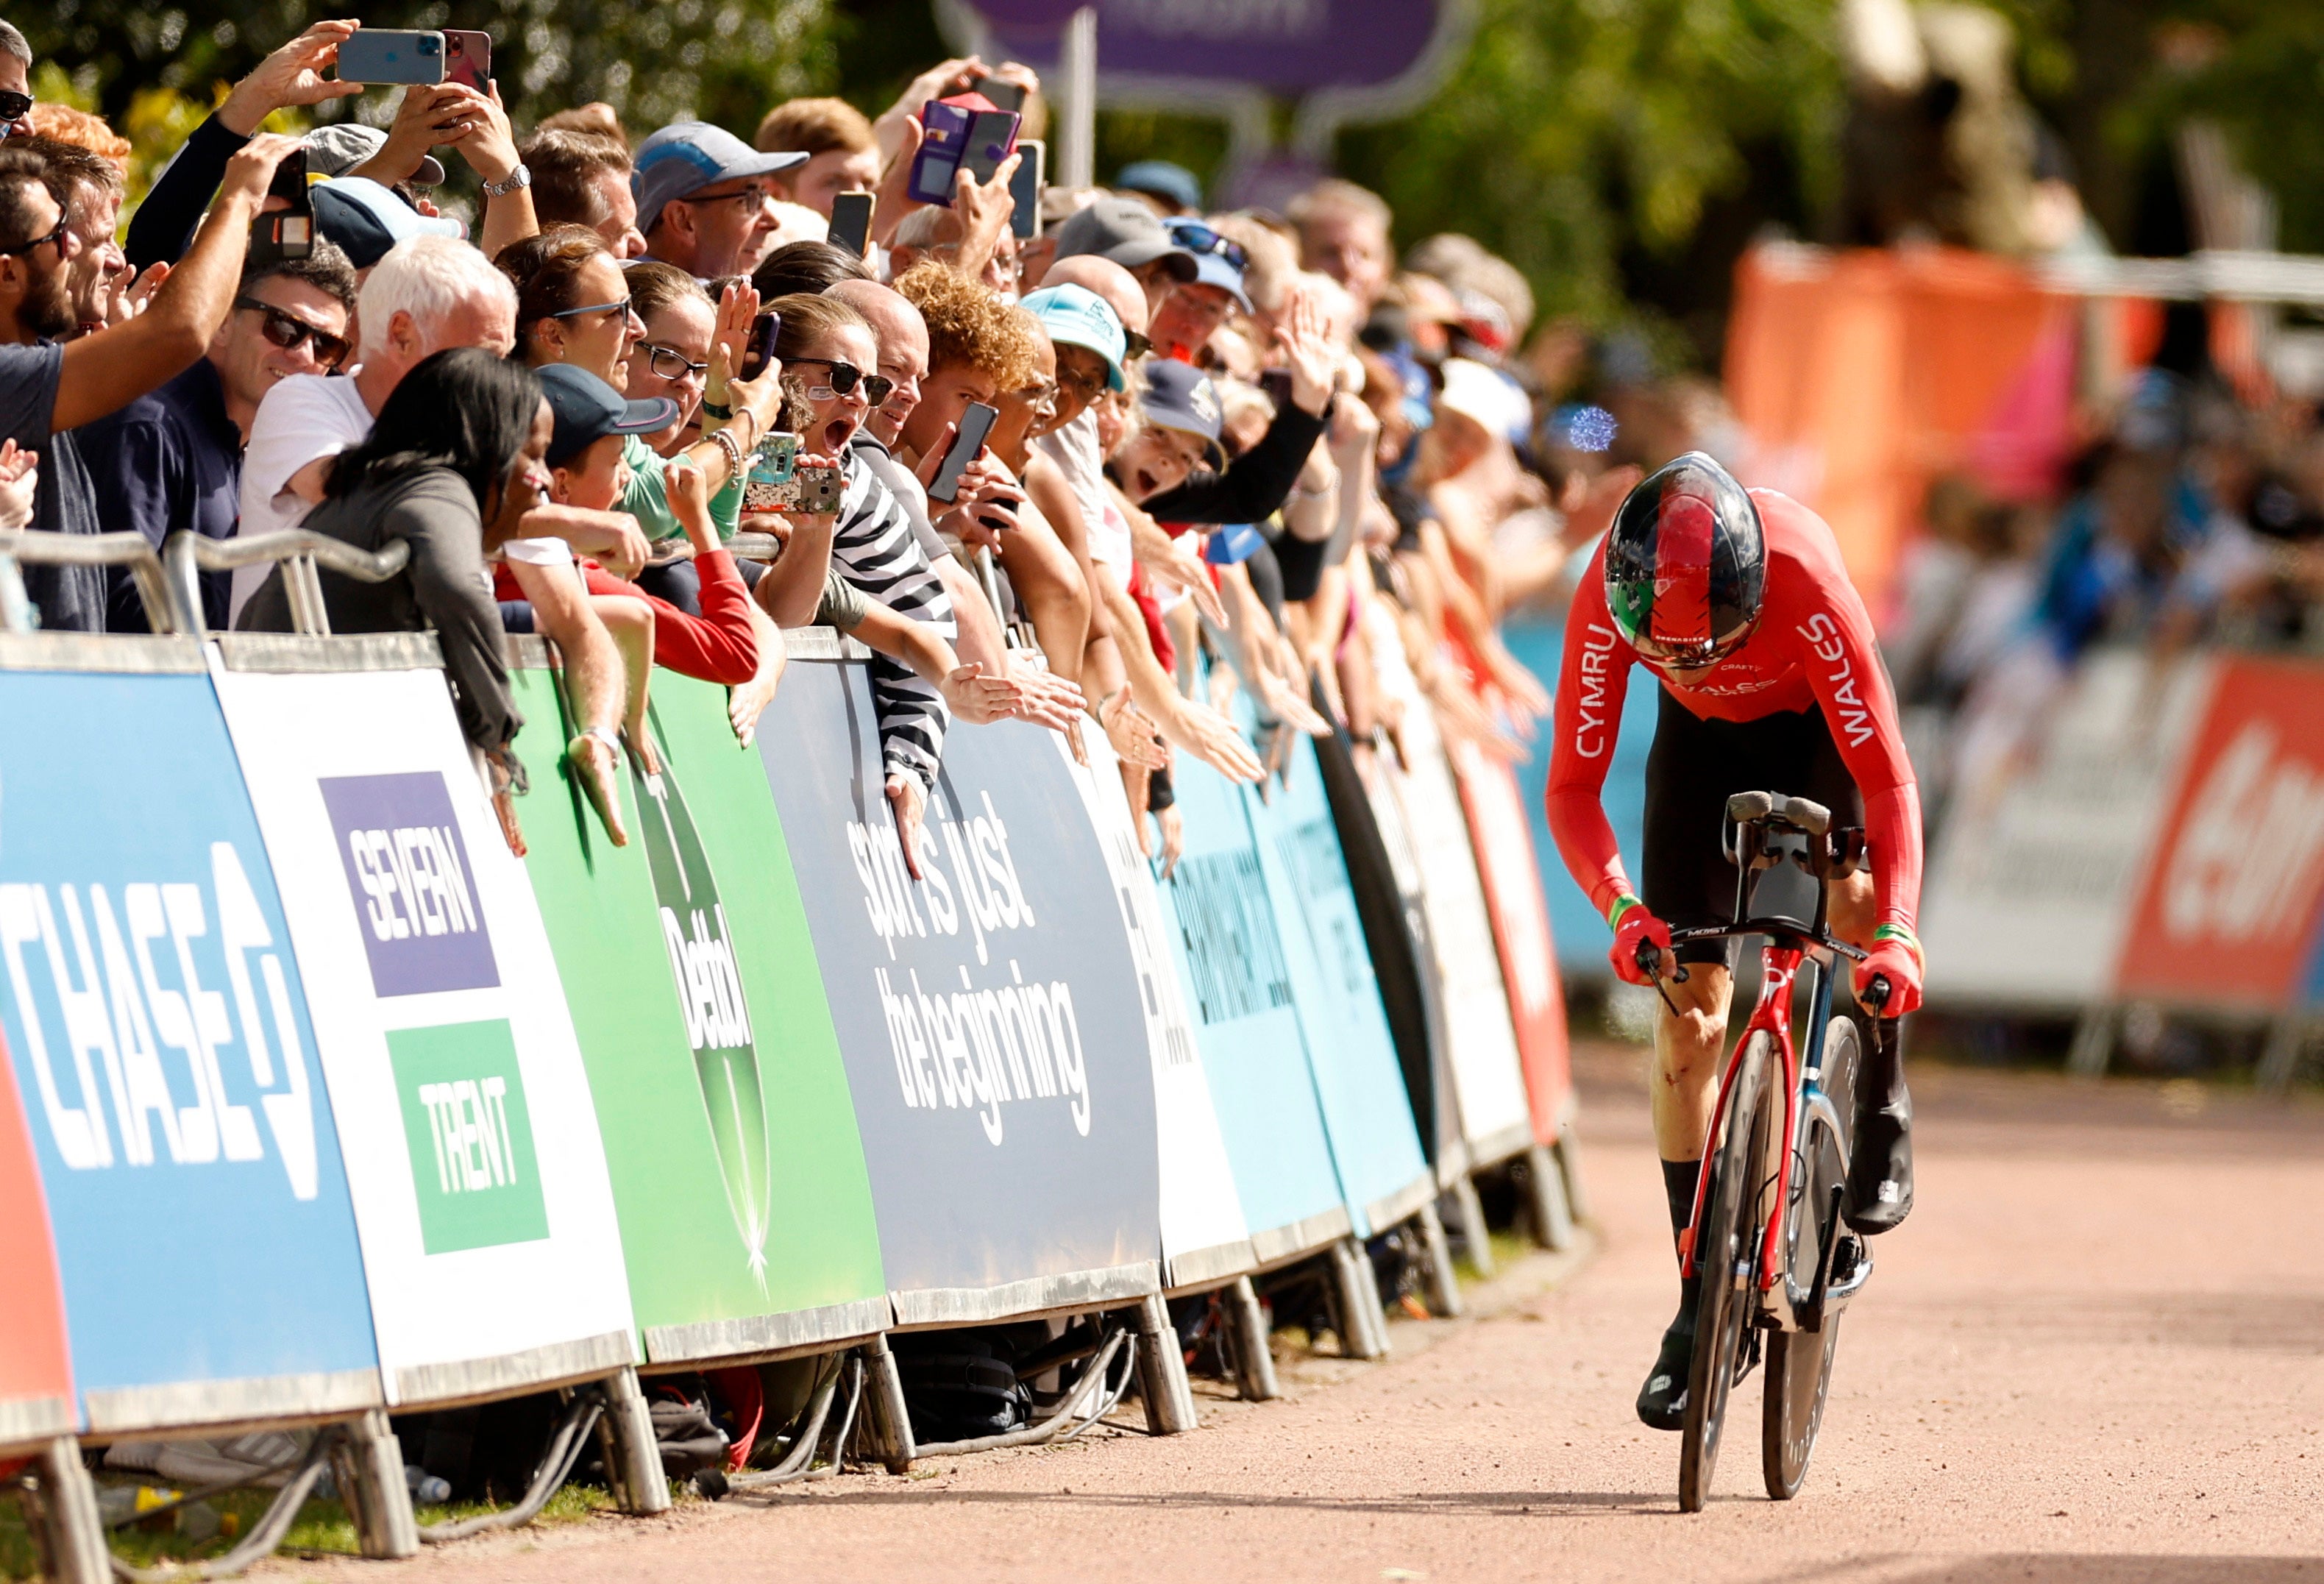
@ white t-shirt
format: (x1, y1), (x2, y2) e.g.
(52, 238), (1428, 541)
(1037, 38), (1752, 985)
(1088, 497), (1134, 592)
(1036, 409), (1109, 565)
(232, 373), (374, 622)
(497, 536), (574, 567)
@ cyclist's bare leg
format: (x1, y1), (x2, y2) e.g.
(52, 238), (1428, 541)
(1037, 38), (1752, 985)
(1827, 869), (1875, 952)
(1650, 961), (1733, 1159)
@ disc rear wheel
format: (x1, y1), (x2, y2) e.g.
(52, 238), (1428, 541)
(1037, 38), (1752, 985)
(1762, 1015), (1860, 1499)
(1679, 1034), (1772, 1513)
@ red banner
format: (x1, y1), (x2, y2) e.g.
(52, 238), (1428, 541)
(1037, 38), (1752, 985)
(2115, 656), (2324, 1009)
(0, 1030), (76, 1447)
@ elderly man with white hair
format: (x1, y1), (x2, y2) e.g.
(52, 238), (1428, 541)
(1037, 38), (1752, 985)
(236, 234), (645, 846)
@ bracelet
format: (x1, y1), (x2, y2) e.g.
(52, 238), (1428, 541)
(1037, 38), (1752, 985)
(701, 400), (733, 420)
(1872, 923), (1924, 965)
(707, 427), (745, 478)
(1608, 895), (1642, 930)
(727, 407), (758, 451)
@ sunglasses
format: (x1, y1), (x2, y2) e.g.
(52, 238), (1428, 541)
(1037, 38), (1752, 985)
(0, 90), (30, 124)
(642, 343), (708, 381)
(1168, 221), (1249, 273)
(0, 207), (68, 260)
(789, 356), (894, 407)
(546, 296), (635, 322)
(237, 296), (351, 367)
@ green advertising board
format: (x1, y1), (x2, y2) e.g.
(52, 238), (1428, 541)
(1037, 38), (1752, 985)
(508, 664), (886, 1365)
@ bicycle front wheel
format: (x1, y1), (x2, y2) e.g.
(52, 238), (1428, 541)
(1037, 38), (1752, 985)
(1679, 1031), (1773, 1513)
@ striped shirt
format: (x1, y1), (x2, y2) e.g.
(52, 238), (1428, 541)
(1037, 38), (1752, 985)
(830, 452), (956, 793)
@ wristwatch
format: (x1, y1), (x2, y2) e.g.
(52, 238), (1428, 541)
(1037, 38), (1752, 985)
(482, 163), (531, 200)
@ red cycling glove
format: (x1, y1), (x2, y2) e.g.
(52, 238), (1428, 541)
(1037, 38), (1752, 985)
(1853, 928), (1924, 1016)
(1609, 898), (1672, 987)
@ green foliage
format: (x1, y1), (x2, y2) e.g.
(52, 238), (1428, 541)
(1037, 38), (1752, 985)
(2136, 4), (2324, 254)
(17, 0), (835, 141)
(1335, 0), (1844, 325)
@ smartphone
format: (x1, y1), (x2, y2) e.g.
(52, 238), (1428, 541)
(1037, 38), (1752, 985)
(739, 311), (781, 381)
(1257, 367), (1295, 408)
(1008, 140), (1044, 240)
(828, 191), (874, 258)
(442, 29), (491, 92)
(742, 464), (845, 515)
(750, 430), (800, 486)
(336, 29), (446, 86)
(908, 99), (970, 207)
(959, 110), (1022, 188)
(972, 74), (1028, 115)
(927, 402), (1000, 504)
(247, 146), (312, 266)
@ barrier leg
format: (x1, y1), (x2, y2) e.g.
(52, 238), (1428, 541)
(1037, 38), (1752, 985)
(2067, 1004), (2117, 1079)
(1130, 1293), (1199, 1435)
(1224, 1276), (1279, 1402)
(594, 1367), (671, 1515)
(1554, 1128), (1593, 1225)
(1443, 1173), (1496, 1279)
(2257, 1017), (2314, 1094)
(1328, 1237), (1391, 1360)
(1413, 1199), (1464, 1318)
(31, 1438), (107, 1584)
(859, 1333), (917, 1474)
(341, 1407), (419, 1559)
(1521, 1141), (1578, 1251)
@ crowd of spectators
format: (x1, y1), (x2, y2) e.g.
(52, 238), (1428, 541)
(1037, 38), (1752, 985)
(0, 14), (1662, 876)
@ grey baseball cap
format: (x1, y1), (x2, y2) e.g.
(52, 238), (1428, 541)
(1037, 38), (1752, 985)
(632, 121), (806, 234)
(303, 122), (445, 188)
(1053, 196), (1197, 280)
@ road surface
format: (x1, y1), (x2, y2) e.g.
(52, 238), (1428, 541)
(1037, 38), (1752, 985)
(290, 1043), (2324, 1583)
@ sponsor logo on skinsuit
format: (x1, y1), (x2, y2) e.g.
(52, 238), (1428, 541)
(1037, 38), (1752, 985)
(319, 773), (499, 998)
(389, 1018), (548, 1254)
(0, 842), (323, 1198)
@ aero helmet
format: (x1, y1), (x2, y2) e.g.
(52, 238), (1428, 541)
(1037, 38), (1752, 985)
(1603, 451), (1766, 668)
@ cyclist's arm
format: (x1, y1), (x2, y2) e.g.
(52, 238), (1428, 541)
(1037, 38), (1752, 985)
(1785, 569), (1924, 942)
(1543, 555), (1638, 923)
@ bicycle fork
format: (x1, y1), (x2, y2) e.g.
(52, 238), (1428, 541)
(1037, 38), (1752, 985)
(1677, 944), (1807, 1293)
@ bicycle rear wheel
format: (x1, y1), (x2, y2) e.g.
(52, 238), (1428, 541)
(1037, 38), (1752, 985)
(1678, 1032), (1772, 1513)
(1763, 1015), (1860, 1499)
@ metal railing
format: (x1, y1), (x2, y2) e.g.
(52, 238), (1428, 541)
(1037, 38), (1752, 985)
(165, 529), (411, 637)
(0, 530), (180, 636)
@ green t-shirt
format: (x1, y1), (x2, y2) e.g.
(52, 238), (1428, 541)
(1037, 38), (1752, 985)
(620, 433), (744, 543)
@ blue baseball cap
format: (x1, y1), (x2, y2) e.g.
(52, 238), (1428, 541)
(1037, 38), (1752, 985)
(310, 177), (464, 270)
(1115, 160), (1204, 214)
(536, 363), (681, 468)
(1165, 217), (1252, 313)
(1021, 284), (1127, 391)
(1138, 359), (1226, 469)
(633, 121), (807, 235)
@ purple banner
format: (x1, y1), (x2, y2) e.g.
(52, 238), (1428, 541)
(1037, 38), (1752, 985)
(966, 0), (1449, 93)
(319, 772), (500, 998)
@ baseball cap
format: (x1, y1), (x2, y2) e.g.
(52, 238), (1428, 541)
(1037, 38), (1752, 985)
(633, 121), (808, 235)
(1165, 218), (1253, 313)
(309, 177), (464, 270)
(537, 363), (681, 468)
(302, 123), (444, 188)
(1021, 284), (1127, 391)
(1137, 359), (1225, 468)
(1053, 196), (1197, 281)
(1115, 160), (1204, 214)
(1435, 357), (1532, 447)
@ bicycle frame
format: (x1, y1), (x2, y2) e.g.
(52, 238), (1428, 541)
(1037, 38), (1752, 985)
(1671, 812), (1870, 1333)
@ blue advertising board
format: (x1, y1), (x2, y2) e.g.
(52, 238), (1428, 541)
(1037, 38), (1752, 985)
(1158, 744), (1346, 1265)
(1240, 734), (1431, 1235)
(0, 670), (378, 1432)
(757, 657), (1161, 1321)
(1505, 619), (1655, 978)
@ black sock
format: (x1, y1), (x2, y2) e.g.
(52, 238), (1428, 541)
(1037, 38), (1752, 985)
(1663, 1158), (1705, 1333)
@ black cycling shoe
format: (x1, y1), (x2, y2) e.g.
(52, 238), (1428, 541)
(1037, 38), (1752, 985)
(1844, 1095), (1913, 1234)
(1635, 1310), (1696, 1431)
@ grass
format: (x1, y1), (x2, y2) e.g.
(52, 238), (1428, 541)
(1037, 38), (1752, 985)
(1, 1476), (617, 1579)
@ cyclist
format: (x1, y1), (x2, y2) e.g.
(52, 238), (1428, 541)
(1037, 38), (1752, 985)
(1543, 452), (1925, 1431)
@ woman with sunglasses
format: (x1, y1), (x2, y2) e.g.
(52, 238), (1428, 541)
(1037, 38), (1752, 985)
(501, 224), (792, 742)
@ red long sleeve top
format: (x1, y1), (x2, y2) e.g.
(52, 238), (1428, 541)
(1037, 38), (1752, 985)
(1544, 489), (1923, 935)
(494, 549), (761, 687)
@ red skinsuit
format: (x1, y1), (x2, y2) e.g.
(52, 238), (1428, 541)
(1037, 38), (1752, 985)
(1544, 489), (1923, 935)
